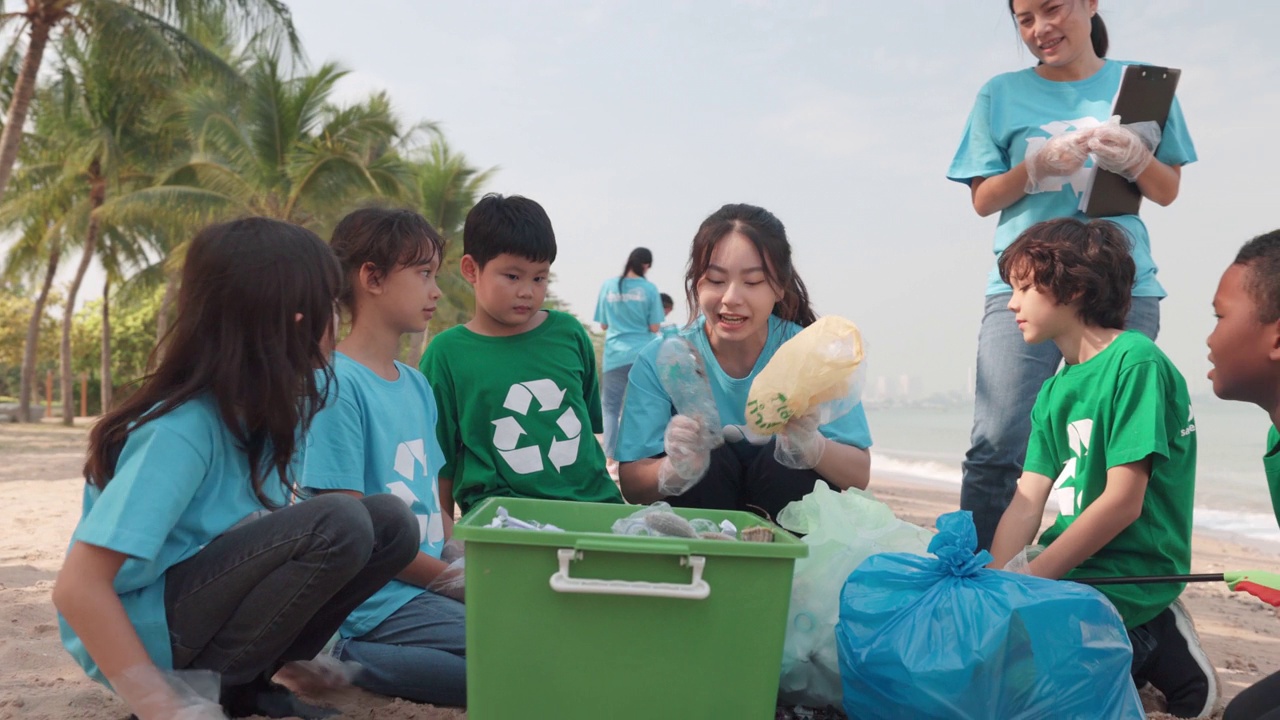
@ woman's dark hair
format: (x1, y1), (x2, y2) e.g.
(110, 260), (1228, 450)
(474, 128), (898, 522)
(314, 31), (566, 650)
(330, 207), (445, 319)
(619, 247), (653, 292)
(684, 203), (816, 328)
(84, 218), (342, 507)
(1009, 0), (1108, 58)
(998, 217), (1134, 329)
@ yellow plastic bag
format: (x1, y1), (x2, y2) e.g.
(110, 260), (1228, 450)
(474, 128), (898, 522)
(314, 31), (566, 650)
(745, 316), (865, 435)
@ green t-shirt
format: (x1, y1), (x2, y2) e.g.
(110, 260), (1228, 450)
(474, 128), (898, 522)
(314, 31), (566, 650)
(1025, 331), (1196, 628)
(418, 310), (623, 513)
(1265, 426), (1280, 527)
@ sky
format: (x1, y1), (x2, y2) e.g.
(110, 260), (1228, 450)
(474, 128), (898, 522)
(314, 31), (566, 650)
(53, 1), (1280, 397)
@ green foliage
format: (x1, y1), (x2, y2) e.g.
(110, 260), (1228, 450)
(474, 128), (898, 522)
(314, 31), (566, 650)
(71, 286), (161, 381)
(411, 137), (495, 336)
(70, 285), (165, 410)
(0, 284), (59, 397)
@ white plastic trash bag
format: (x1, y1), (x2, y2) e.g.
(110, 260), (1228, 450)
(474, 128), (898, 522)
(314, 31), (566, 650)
(775, 482), (933, 708)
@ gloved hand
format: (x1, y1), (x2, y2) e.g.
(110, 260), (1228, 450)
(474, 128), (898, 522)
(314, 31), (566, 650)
(1002, 544), (1045, 575)
(440, 538), (465, 564)
(113, 664), (226, 720)
(427, 555), (466, 603)
(273, 655), (361, 695)
(1024, 129), (1091, 193)
(1088, 119), (1160, 181)
(773, 414), (827, 470)
(657, 414), (713, 496)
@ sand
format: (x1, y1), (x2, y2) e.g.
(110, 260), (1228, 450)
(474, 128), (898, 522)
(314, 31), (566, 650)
(2, 421), (1278, 719)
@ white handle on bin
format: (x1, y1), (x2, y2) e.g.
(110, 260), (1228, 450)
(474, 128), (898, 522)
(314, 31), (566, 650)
(548, 548), (710, 600)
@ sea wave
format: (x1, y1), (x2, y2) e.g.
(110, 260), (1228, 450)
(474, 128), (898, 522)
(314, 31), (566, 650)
(871, 450), (1280, 549)
(871, 451), (962, 486)
(1192, 507), (1280, 547)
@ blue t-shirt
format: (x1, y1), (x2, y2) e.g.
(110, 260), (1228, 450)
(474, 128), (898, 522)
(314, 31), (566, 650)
(59, 395), (291, 685)
(947, 59), (1197, 298)
(594, 276), (664, 371)
(615, 315), (873, 462)
(302, 352), (447, 638)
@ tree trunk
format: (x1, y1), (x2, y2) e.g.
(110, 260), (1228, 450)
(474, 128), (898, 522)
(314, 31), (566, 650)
(150, 273), (178, 370)
(17, 239), (59, 422)
(61, 164), (105, 425)
(0, 14), (54, 207)
(100, 275), (112, 413)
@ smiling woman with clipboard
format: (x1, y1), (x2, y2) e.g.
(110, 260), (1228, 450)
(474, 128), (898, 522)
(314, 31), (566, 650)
(946, 0), (1197, 550)
(946, 2), (1203, 711)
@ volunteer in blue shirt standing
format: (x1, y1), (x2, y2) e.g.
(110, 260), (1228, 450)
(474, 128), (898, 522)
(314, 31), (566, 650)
(948, 0), (1196, 549)
(594, 247), (664, 472)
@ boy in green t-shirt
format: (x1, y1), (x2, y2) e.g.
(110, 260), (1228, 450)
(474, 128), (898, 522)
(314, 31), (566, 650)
(988, 217), (1217, 719)
(1207, 230), (1280, 720)
(418, 194), (622, 515)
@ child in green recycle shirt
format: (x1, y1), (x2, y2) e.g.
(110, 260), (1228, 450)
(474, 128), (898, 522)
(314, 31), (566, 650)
(1207, 229), (1280, 720)
(989, 217), (1217, 719)
(419, 194), (622, 515)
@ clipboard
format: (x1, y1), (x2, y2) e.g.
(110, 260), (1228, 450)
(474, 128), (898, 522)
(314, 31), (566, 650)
(1079, 65), (1181, 218)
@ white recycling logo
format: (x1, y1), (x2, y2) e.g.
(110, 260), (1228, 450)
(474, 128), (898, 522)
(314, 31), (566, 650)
(1052, 418), (1093, 517)
(492, 379), (582, 474)
(387, 438), (444, 546)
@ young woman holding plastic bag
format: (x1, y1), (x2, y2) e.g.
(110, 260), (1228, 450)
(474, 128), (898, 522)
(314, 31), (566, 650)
(615, 203), (872, 520)
(949, 0), (1196, 549)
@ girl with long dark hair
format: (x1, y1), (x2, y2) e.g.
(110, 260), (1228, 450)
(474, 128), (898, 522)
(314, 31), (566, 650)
(53, 218), (419, 720)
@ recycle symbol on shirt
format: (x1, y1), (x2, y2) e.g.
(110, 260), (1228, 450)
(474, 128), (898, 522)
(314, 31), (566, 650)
(492, 379), (582, 474)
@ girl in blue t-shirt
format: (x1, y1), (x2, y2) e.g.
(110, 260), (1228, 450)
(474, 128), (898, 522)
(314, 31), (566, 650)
(52, 218), (419, 720)
(948, 0), (1196, 551)
(301, 207), (465, 706)
(616, 204), (873, 521)
(593, 246), (663, 466)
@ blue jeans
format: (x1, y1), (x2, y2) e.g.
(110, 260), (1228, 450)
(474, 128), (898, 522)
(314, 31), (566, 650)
(601, 364), (631, 460)
(334, 590), (467, 706)
(164, 493), (420, 686)
(961, 294), (1160, 550)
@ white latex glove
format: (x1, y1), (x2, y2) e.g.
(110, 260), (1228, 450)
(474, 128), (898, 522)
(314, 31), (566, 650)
(1088, 120), (1160, 181)
(1003, 544), (1045, 575)
(657, 414), (713, 496)
(1024, 130), (1091, 193)
(440, 538), (465, 564)
(426, 557), (466, 603)
(773, 414), (827, 470)
(113, 664), (226, 720)
(273, 655), (361, 694)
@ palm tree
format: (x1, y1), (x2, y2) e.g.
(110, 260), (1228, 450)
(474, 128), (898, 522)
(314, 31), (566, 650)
(113, 55), (414, 235)
(411, 137), (496, 361)
(0, 0), (299, 208)
(39, 19), (187, 424)
(0, 83), (82, 422)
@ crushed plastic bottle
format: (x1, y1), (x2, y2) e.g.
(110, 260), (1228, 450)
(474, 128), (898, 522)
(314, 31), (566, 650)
(656, 337), (724, 451)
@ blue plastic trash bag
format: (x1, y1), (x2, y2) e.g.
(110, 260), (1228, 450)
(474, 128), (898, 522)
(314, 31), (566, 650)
(836, 511), (1144, 720)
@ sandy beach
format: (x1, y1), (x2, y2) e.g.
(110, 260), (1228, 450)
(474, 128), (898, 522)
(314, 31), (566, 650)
(2, 420), (1278, 719)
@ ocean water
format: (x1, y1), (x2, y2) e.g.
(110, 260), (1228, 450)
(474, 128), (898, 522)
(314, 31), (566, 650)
(865, 398), (1280, 547)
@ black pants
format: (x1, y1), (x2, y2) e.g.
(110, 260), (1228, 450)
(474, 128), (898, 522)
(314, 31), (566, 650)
(163, 493), (419, 688)
(1225, 670), (1280, 720)
(665, 439), (831, 521)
